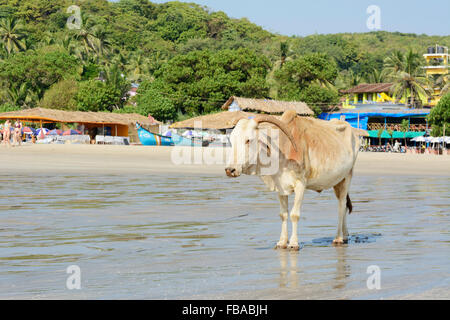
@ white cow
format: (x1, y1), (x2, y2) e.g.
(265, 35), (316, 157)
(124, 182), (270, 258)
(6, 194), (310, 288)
(225, 110), (362, 250)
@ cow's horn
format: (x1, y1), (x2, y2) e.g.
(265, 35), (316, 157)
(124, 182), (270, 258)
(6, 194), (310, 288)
(253, 115), (298, 152)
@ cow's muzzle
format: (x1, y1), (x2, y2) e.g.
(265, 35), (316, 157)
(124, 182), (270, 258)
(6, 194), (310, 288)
(225, 167), (239, 178)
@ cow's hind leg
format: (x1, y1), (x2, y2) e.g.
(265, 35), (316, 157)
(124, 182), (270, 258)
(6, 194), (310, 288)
(332, 173), (352, 245)
(276, 195), (289, 249)
(288, 183), (305, 251)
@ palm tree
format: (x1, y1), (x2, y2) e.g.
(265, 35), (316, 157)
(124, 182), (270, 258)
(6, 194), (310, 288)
(57, 35), (77, 55)
(72, 18), (99, 57)
(0, 17), (26, 55)
(400, 119), (409, 147)
(433, 74), (449, 96)
(384, 49), (430, 108)
(389, 71), (430, 108)
(377, 128), (384, 146)
(128, 52), (151, 83)
(103, 64), (130, 110)
(6, 82), (37, 108)
(365, 68), (386, 83)
(280, 41), (289, 68)
(335, 69), (363, 91)
(91, 25), (111, 59)
(383, 50), (404, 77)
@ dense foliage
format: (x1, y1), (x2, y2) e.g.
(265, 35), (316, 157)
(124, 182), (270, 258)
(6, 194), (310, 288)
(0, 0), (448, 121)
(428, 93), (450, 136)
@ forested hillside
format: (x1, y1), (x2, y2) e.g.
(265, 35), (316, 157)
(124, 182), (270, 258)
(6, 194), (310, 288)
(0, 0), (448, 120)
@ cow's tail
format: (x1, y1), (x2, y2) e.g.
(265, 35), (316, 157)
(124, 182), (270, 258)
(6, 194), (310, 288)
(346, 194), (353, 214)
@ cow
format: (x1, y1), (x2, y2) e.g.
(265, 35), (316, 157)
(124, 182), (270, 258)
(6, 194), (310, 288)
(225, 110), (362, 250)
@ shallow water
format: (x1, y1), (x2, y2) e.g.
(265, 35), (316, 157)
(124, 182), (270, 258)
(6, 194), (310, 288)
(0, 173), (449, 299)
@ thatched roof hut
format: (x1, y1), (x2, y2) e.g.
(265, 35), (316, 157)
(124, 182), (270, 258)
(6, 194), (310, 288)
(221, 96), (314, 116)
(0, 108), (159, 141)
(170, 111), (257, 130)
(0, 107), (159, 126)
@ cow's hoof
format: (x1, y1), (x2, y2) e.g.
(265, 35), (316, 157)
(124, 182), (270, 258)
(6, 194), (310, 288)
(287, 244), (300, 251)
(332, 238), (348, 246)
(275, 242), (288, 249)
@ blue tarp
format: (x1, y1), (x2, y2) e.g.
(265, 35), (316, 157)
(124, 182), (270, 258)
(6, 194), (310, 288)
(318, 111), (430, 130)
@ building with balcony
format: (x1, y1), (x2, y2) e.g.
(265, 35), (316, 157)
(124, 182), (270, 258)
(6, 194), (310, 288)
(341, 82), (429, 109)
(423, 45), (449, 106)
(319, 106), (430, 144)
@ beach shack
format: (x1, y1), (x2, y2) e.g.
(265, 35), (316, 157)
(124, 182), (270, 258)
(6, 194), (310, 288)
(170, 96), (314, 147)
(221, 96), (314, 116)
(340, 83), (431, 109)
(170, 96), (314, 130)
(0, 108), (159, 144)
(319, 107), (431, 146)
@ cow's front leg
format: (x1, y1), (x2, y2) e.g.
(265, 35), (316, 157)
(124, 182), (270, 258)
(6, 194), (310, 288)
(288, 183), (305, 251)
(276, 194), (289, 249)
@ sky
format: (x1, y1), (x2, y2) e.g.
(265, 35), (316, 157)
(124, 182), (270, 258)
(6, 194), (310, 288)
(147, 0), (450, 37)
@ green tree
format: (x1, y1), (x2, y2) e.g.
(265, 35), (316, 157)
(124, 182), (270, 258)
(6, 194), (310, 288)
(154, 48), (271, 114)
(0, 17), (26, 55)
(275, 53), (338, 112)
(39, 79), (79, 110)
(5, 82), (36, 108)
(136, 81), (177, 121)
(428, 93), (450, 136)
(0, 102), (20, 113)
(75, 80), (122, 112)
(384, 49), (430, 108)
(0, 49), (81, 100)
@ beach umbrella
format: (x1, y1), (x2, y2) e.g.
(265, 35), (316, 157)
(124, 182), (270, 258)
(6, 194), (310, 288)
(22, 127), (35, 135)
(163, 130), (172, 137)
(62, 129), (81, 136)
(411, 136), (425, 142)
(36, 128), (49, 136)
(182, 130), (193, 137)
(22, 127), (36, 134)
(36, 128), (49, 140)
(431, 137), (443, 143)
(445, 137), (450, 144)
(48, 129), (63, 136)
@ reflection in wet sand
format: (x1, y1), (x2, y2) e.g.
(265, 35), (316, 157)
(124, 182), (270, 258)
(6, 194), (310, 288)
(278, 251), (299, 289)
(332, 246), (349, 290)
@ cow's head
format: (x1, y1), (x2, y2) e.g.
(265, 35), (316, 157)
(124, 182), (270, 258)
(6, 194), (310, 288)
(225, 115), (297, 178)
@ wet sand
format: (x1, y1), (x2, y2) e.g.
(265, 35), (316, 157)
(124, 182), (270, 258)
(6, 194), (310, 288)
(1, 144), (449, 176)
(0, 145), (449, 300)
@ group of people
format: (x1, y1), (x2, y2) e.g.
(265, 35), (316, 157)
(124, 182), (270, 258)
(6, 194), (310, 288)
(1, 119), (23, 147)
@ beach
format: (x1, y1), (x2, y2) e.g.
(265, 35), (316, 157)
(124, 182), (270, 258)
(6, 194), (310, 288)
(0, 145), (449, 300)
(1, 144), (449, 176)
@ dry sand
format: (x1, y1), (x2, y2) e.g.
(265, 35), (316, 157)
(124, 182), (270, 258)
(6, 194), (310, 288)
(1, 144), (449, 177)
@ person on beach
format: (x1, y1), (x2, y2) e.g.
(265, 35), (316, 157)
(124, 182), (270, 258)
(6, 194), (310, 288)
(2, 120), (11, 147)
(13, 120), (22, 146)
(394, 140), (400, 152)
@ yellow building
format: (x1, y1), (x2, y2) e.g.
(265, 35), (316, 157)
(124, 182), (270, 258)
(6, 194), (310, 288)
(423, 45), (449, 106)
(341, 83), (408, 108)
